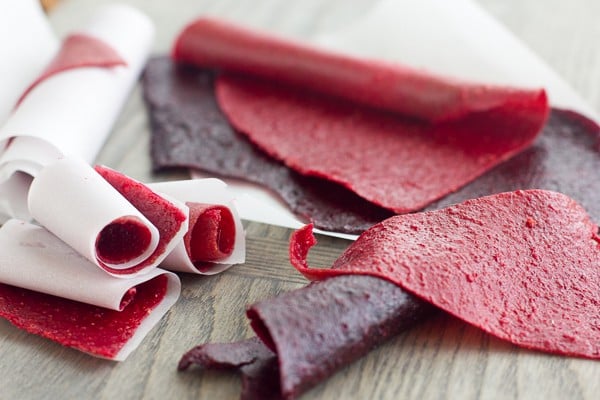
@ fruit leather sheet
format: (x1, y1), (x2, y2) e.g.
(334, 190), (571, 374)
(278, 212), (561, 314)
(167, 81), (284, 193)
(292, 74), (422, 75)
(170, 18), (548, 215)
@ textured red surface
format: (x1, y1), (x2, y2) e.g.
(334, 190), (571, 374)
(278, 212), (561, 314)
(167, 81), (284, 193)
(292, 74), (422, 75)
(94, 165), (187, 274)
(185, 202), (236, 265)
(0, 275), (167, 359)
(17, 33), (126, 106)
(291, 190), (600, 359)
(172, 18), (548, 214)
(218, 75), (547, 213)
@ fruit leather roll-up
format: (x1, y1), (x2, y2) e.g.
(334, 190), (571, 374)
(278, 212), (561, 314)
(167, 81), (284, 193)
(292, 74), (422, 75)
(173, 18), (544, 122)
(0, 219), (180, 361)
(0, 4), (154, 222)
(148, 179), (246, 275)
(29, 158), (188, 277)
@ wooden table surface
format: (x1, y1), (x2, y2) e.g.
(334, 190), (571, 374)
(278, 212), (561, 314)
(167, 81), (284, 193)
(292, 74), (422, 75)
(2, 0), (600, 399)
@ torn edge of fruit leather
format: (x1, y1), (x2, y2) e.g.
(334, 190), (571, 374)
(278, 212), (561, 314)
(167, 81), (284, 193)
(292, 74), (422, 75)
(179, 275), (435, 400)
(0, 3), (154, 223)
(0, 219), (181, 361)
(291, 190), (600, 359)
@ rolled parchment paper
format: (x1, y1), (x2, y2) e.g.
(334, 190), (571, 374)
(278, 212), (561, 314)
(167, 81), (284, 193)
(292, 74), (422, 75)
(149, 179), (246, 274)
(29, 159), (241, 276)
(28, 157), (163, 277)
(0, 3), (153, 161)
(0, 4), (154, 222)
(0, 0), (58, 123)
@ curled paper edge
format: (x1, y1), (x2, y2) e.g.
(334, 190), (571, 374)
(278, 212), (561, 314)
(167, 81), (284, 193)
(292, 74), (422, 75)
(113, 271), (181, 361)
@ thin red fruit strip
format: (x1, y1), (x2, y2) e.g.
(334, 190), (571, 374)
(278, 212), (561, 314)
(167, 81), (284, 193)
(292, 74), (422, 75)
(291, 190), (600, 359)
(17, 33), (126, 106)
(95, 165), (188, 275)
(173, 17), (545, 123)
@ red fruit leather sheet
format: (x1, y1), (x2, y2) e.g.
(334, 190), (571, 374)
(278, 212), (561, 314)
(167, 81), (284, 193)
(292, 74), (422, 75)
(291, 190), (600, 359)
(424, 110), (600, 218)
(173, 18), (542, 123)
(17, 33), (126, 106)
(172, 18), (548, 213)
(0, 275), (167, 360)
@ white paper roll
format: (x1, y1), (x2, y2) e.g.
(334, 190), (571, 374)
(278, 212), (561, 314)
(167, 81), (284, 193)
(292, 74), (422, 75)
(0, 0), (58, 123)
(0, 3), (154, 161)
(0, 4), (155, 222)
(28, 157), (161, 277)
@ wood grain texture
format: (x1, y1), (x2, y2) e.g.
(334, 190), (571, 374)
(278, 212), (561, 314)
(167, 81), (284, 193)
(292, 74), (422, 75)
(1, 0), (600, 399)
